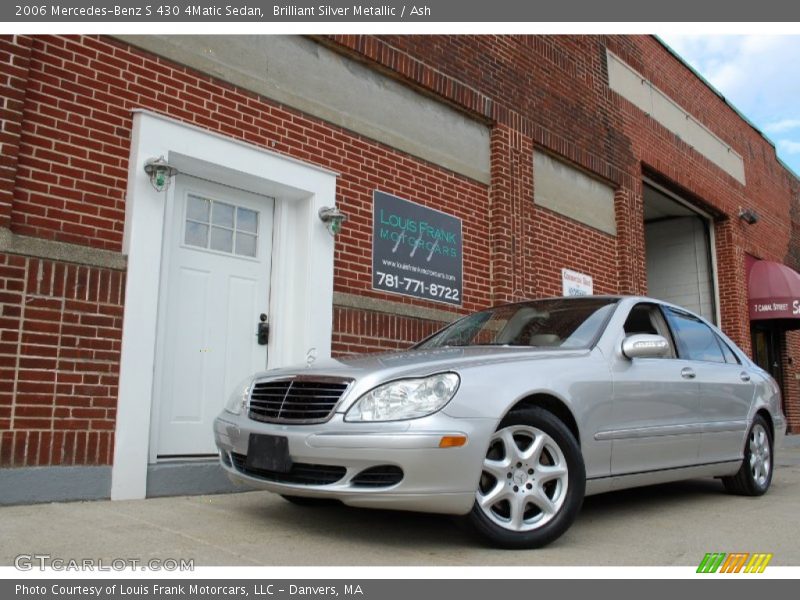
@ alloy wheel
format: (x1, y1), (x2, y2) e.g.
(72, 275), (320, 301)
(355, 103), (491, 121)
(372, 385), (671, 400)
(749, 423), (771, 488)
(476, 425), (569, 532)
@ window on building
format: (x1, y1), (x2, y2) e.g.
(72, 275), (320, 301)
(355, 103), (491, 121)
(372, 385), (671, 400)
(184, 194), (259, 258)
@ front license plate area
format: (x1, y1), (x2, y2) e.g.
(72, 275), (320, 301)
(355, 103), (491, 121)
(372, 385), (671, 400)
(246, 434), (292, 473)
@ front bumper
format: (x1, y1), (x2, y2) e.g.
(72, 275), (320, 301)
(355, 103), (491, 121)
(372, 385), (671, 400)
(214, 411), (496, 515)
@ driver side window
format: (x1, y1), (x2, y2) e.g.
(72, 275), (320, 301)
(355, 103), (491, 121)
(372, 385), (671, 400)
(623, 303), (677, 358)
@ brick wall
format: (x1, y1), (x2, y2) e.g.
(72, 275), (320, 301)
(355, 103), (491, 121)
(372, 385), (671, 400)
(328, 34), (797, 341)
(1, 33), (799, 472)
(332, 308), (445, 356)
(327, 34), (799, 429)
(0, 254), (123, 466)
(0, 34), (495, 465)
(0, 36), (32, 229)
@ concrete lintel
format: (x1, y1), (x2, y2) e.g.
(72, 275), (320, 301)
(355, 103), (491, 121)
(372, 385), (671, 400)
(0, 228), (127, 271)
(333, 291), (461, 324)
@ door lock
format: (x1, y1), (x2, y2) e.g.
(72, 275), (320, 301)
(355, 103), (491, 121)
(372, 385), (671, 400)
(257, 313), (269, 346)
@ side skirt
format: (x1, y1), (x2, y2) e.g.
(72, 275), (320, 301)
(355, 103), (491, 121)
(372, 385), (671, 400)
(585, 460), (741, 496)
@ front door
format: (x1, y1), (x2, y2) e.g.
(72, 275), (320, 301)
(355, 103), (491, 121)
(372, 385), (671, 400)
(155, 175), (274, 457)
(609, 303), (701, 474)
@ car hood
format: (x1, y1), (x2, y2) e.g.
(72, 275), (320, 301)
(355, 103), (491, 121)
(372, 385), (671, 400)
(251, 346), (590, 384)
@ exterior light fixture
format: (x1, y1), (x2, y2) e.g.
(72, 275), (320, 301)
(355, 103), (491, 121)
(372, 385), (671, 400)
(738, 208), (759, 225)
(143, 156), (178, 192)
(318, 206), (347, 235)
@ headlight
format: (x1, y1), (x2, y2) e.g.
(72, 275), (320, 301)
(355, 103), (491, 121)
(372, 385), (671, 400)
(345, 373), (460, 422)
(224, 376), (254, 415)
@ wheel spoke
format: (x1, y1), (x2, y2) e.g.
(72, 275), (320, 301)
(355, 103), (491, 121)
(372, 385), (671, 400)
(499, 429), (521, 462)
(478, 481), (509, 509)
(483, 457), (511, 479)
(528, 485), (556, 515)
(521, 433), (546, 463)
(749, 453), (757, 469)
(536, 463), (567, 484)
(508, 494), (526, 530)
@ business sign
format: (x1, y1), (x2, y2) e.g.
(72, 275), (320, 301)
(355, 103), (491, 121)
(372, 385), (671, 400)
(749, 298), (800, 320)
(372, 190), (463, 305)
(562, 268), (593, 297)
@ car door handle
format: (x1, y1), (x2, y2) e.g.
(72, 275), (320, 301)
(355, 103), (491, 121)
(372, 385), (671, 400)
(681, 367), (696, 379)
(740, 372), (751, 382)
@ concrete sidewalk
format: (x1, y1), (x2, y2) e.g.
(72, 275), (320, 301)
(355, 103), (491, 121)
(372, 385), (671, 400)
(1, 436), (799, 567)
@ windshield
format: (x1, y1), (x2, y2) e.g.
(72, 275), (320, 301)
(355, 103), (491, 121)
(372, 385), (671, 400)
(416, 298), (618, 350)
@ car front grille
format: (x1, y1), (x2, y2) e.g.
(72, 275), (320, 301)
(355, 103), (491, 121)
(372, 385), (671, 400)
(248, 377), (352, 424)
(230, 453), (347, 485)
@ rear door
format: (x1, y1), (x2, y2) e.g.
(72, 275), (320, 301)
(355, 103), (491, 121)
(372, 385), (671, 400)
(662, 308), (753, 464)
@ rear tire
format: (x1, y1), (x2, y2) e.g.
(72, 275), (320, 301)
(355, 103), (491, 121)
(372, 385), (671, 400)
(722, 415), (773, 496)
(466, 407), (585, 549)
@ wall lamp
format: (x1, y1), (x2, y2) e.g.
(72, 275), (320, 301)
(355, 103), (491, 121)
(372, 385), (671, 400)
(738, 208), (759, 225)
(318, 206), (347, 235)
(143, 156), (179, 192)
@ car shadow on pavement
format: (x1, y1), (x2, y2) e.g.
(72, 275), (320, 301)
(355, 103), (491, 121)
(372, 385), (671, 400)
(237, 478), (728, 549)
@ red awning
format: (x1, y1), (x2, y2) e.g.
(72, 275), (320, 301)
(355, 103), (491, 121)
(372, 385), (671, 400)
(748, 260), (800, 322)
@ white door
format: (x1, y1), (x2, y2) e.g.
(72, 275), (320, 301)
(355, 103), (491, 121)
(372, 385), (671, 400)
(155, 175), (274, 456)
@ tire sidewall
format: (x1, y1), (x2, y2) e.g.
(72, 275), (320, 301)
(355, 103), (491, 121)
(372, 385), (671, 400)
(468, 407), (586, 549)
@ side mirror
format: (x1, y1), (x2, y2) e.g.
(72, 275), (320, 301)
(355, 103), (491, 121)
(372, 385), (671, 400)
(621, 334), (670, 359)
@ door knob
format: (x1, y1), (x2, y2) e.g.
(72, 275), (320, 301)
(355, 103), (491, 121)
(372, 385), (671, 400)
(681, 367), (696, 379)
(740, 372), (751, 382)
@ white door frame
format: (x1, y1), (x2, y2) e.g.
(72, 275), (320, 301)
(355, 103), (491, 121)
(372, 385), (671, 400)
(112, 110), (338, 500)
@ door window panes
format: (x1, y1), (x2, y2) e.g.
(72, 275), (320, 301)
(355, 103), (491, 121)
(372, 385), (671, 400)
(210, 227), (234, 253)
(184, 221), (209, 248)
(184, 194), (259, 257)
(665, 309), (726, 363)
(212, 201), (235, 228)
(237, 208), (258, 234)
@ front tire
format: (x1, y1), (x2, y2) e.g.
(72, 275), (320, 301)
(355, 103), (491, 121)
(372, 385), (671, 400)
(466, 407), (585, 549)
(722, 415), (773, 496)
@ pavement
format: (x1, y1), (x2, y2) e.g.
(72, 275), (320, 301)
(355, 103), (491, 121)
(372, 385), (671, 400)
(1, 435), (799, 567)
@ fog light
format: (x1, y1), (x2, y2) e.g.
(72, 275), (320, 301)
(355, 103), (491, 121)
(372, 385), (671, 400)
(439, 435), (467, 448)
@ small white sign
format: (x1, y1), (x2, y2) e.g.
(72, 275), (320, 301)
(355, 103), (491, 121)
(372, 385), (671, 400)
(562, 268), (593, 297)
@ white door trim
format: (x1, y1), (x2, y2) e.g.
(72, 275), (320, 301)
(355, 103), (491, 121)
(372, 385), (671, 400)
(112, 110), (338, 500)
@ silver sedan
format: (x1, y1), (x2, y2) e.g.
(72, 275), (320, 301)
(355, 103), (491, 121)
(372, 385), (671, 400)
(214, 296), (786, 548)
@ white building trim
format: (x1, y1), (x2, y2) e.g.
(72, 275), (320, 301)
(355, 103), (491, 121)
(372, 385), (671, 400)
(112, 110), (337, 500)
